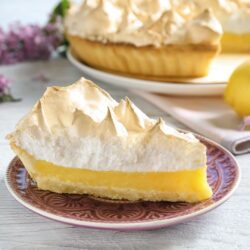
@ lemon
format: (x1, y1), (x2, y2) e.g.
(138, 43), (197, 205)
(224, 59), (250, 117)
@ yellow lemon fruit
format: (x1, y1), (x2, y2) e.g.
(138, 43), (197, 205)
(224, 59), (250, 117)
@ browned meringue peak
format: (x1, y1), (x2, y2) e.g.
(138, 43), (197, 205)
(134, 0), (164, 15)
(148, 118), (177, 135)
(65, 0), (122, 39)
(147, 118), (174, 136)
(116, 3), (143, 32)
(9, 78), (203, 148)
(130, 0), (166, 24)
(109, 7), (157, 47)
(44, 78), (116, 122)
(109, 0), (166, 23)
(114, 97), (155, 132)
(10, 78), (119, 136)
(66, 78), (117, 120)
(66, 107), (126, 137)
(146, 10), (185, 44)
(147, 9), (222, 45)
(100, 107), (128, 136)
(71, 106), (127, 137)
(111, 7), (175, 47)
(150, 10), (185, 33)
(191, 0), (239, 14)
(192, 0), (250, 33)
(186, 9), (223, 45)
(10, 78), (158, 140)
(147, 118), (199, 142)
(169, 0), (200, 18)
(65, 0), (222, 46)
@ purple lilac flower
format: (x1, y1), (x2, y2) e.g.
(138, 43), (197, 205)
(0, 74), (10, 94)
(0, 18), (64, 65)
(240, 116), (250, 131)
(0, 74), (21, 103)
(32, 72), (50, 83)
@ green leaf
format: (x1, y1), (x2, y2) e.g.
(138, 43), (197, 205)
(49, 0), (70, 23)
(0, 94), (21, 103)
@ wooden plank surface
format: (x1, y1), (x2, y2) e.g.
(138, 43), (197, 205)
(0, 59), (250, 250)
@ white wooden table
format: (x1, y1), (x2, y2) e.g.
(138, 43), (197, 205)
(0, 1), (250, 250)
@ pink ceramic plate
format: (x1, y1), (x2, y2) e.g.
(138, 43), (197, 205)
(5, 136), (240, 231)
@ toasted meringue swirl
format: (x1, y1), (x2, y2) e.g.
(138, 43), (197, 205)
(65, 0), (222, 47)
(207, 0), (250, 34)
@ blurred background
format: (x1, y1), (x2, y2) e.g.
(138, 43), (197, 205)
(1, 0), (58, 29)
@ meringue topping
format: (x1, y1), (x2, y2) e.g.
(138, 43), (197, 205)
(65, 0), (123, 41)
(176, 0), (250, 34)
(214, 0), (250, 33)
(114, 97), (155, 132)
(65, 0), (222, 47)
(8, 78), (206, 172)
(186, 9), (223, 45)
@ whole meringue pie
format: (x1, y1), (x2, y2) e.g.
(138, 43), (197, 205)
(7, 78), (212, 202)
(65, 0), (222, 78)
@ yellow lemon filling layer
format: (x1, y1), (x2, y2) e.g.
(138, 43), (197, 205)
(12, 144), (212, 203)
(221, 33), (250, 53)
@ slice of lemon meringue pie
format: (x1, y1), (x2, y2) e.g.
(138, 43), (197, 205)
(7, 78), (212, 202)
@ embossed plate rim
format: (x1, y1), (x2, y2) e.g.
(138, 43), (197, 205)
(5, 134), (240, 231)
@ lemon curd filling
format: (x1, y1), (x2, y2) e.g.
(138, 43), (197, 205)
(13, 144), (212, 203)
(221, 33), (250, 53)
